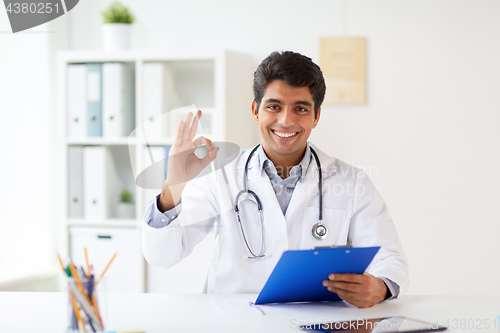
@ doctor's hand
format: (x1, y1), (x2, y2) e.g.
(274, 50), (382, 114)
(322, 273), (388, 308)
(158, 110), (219, 212)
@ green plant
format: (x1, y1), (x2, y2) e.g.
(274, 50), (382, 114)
(102, 2), (135, 24)
(120, 190), (134, 203)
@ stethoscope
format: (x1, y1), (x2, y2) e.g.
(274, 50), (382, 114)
(233, 143), (327, 259)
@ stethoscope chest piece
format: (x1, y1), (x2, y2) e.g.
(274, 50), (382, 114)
(311, 223), (328, 240)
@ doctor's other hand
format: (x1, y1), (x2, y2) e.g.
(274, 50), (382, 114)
(158, 110), (219, 212)
(322, 273), (388, 308)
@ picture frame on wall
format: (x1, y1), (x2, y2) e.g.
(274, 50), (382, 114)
(320, 37), (367, 106)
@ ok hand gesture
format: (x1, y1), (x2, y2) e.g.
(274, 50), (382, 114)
(159, 110), (219, 212)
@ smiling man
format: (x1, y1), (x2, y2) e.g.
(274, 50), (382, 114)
(252, 80), (320, 178)
(142, 51), (409, 308)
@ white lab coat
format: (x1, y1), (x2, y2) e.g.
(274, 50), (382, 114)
(142, 143), (409, 296)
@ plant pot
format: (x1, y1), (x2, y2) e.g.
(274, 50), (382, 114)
(102, 23), (131, 51)
(117, 202), (135, 219)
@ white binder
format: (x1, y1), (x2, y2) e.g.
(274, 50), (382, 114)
(143, 63), (166, 139)
(83, 146), (118, 219)
(102, 63), (135, 138)
(68, 146), (83, 218)
(70, 227), (142, 293)
(67, 65), (87, 138)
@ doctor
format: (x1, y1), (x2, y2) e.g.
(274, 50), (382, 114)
(143, 51), (409, 308)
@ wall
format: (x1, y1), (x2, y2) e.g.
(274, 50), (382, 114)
(0, 15), (51, 268)
(309, 0), (500, 295)
(8, 0), (499, 295)
(0, 7), (69, 288)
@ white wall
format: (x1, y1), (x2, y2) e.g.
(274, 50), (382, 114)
(309, 1), (500, 296)
(0, 16), (51, 268)
(5, 0), (499, 295)
(0, 9), (68, 284)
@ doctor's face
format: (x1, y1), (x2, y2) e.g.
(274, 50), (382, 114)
(252, 80), (321, 164)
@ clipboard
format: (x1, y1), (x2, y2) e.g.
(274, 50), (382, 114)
(255, 246), (380, 305)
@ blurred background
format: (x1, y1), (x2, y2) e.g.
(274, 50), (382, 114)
(0, 0), (499, 296)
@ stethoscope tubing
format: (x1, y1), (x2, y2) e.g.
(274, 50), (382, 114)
(232, 143), (325, 259)
(310, 146), (323, 222)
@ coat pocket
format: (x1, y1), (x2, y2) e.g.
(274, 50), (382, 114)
(299, 207), (348, 248)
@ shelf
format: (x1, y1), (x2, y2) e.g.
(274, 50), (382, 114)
(67, 219), (139, 228)
(67, 137), (136, 146)
(58, 50), (221, 64)
(66, 137), (178, 146)
(140, 138), (175, 146)
(58, 50), (256, 293)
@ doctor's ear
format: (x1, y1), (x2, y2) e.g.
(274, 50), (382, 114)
(251, 100), (259, 125)
(313, 107), (321, 128)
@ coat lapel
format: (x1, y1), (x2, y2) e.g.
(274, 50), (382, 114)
(284, 156), (318, 222)
(246, 161), (280, 211)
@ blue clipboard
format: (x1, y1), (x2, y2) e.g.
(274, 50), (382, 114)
(255, 246), (380, 305)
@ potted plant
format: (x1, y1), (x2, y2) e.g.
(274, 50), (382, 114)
(117, 189), (135, 219)
(101, 2), (135, 51)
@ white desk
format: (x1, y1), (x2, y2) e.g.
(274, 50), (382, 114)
(0, 293), (498, 332)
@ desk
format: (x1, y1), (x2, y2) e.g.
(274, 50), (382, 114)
(0, 293), (498, 332)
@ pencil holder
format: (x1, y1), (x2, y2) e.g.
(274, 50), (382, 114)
(65, 276), (107, 333)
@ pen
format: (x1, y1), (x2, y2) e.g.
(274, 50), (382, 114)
(87, 274), (95, 300)
(58, 254), (84, 331)
(69, 289), (85, 332)
(248, 301), (265, 316)
(68, 280), (103, 331)
(69, 263), (104, 329)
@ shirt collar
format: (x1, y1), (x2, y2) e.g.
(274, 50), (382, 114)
(257, 142), (312, 178)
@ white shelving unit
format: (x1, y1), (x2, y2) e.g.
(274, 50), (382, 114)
(56, 50), (257, 292)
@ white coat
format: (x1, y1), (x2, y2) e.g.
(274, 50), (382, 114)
(142, 143), (409, 296)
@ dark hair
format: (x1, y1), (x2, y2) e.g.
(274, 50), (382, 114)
(253, 51), (326, 118)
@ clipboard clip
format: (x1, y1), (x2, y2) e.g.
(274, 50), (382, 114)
(313, 245), (352, 249)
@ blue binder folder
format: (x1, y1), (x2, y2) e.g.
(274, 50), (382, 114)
(255, 246), (380, 305)
(86, 63), (102, 137)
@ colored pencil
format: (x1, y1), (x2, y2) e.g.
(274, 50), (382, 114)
(70, 289), (86, 332)
(57, 254), (66, 274)
(57, 254), (85, 331)
(68, 263), (103, 329)
(84, 248), (91, 277)
(95, 252), (116, 286)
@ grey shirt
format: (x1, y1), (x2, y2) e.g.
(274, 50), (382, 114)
(258, 143), (312, 215)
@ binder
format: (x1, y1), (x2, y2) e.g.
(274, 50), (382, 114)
(143, 63), (166, 139)
(164, 146), (170, 177)
(86, 64), (103, 137)
(67, 65), (87, 138)
(255, 246), (380, 305)
(142, 146), (170, 209)
(102, 63), (135, 138)
(83, 146), (118, 219)
(68, 146), (83, 218)
(169, 104), (206, 138)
